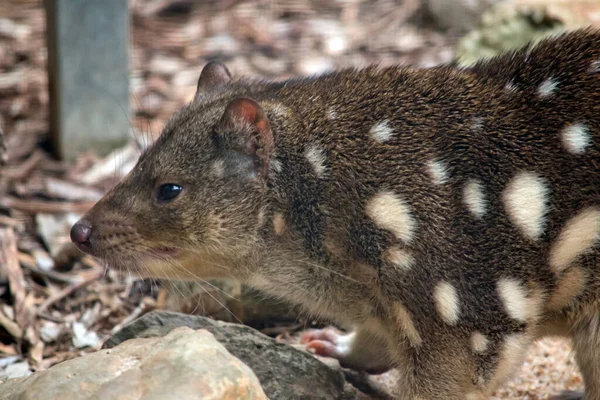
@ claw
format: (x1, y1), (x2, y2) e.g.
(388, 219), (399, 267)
(300, 327), (391, 374)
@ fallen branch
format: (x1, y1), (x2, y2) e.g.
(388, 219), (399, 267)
(1, 197), (95, 214)
(0, 227), (31, 329)
(18, 252), (81, 284)
(0, 307), (23, 339)
(37, 270), (104, 314)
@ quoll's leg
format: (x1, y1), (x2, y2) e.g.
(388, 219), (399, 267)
(537, 316), (584, 400)
(569, 309), (600, 400)
(301, 326), (393, 374)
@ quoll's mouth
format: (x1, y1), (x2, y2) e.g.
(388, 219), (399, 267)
(151, 246), (180, 258)
(70, 218), (180, 259)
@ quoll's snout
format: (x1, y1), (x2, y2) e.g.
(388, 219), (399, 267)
(70, 219), (93, 251)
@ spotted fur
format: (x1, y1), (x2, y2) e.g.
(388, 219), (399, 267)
(73, 30), (600, 400)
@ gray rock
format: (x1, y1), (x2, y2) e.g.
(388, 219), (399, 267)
(425, 0), (501, 32)
(0, 327), (266, 400)
(105, 311), (350, 400)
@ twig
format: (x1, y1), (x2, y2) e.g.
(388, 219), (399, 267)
(1, 149), (45, 180)
(37, 270), (103, 314)
(1, 197), (95, 214)
(18, 252), (81, 284)
(0, 227), (31, 329)
(44, 177), (104, 202)
(110, 302), (147, 334)
(0, 215), (22, 228)
(0, 308), (23, 339)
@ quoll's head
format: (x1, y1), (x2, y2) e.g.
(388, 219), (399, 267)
(70, 62), (274, 279)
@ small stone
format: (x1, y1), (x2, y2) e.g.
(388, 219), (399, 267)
(297, 56), (335, 76)
(0, 327), (266, 400)
(32, 249), (54, 271)
(149, 53), (184, 75)
(40, 321), (62, 343)
(203, 34), (240, 55)
(72, 322), (101, 349)
(0, 19), (31, 41)
(0, 361), (31, 381)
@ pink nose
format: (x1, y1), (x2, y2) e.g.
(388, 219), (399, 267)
(70, 219), (92, 246)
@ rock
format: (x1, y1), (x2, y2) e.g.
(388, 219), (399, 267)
(425, 0), (502, 32)
(0, 327), (266, 400)
(105, 311), (350, 400)
(71, 321), (101, 349)
(0, 361), (31, 381)
(454, 3), (565, 66)
(39, 321), (63, 343)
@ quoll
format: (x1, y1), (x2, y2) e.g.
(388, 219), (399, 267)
(71, 29), (600, 399)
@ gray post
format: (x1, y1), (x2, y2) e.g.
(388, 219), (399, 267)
(46, 0), (130, 161)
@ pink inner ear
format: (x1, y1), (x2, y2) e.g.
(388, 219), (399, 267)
(221, 98), (274, 179)
(231, 99), (260, 124)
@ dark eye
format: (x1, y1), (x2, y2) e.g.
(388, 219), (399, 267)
(157, 183), (183, 203)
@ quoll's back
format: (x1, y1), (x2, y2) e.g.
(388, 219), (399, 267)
(71, 30), (600, 399)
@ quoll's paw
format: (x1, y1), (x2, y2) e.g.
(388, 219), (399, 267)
(301, 327), (352, 358)
(301, 327), (391, 374)
(549, 391), (584, 400)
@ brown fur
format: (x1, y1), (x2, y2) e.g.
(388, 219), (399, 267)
(73, 30), (600, 399)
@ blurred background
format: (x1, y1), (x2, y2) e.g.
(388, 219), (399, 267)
(0, 0), (599, 397)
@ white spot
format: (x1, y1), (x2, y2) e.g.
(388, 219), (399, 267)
(273, 212), (286, 235)
(489, 334), (530, 388)
(503, 172), (550, 240)
(463, 179), (486, 218)
(366, 191), (417, 243)
(271, 159), (282, 173)
(210, 159), (225, 178)
(524, 47), (532, 63)
(549, 208), (600, 274)
(369, 120), (394, 143)
(504, 81), (517, 92)
(497, 278), (542, 322)
(471, 331), (489, 353)
(257, 207), (267, 227)
(270, 104), (289, 118)
(433, 281), (460, 325)
(427, 159), (448, 185)
(474, 375), (485, 388)
(327, 107), (337, 120)
(589, 59), (600, 73)
(538, 78), (559, 97)
(305, 145), (327, 178)
(547, 267), (587, 310)
(471, 117), (483, 131)
(561, 122), (591, 154)
(386, 247), (414, 271)
(393, 302), (422, 346)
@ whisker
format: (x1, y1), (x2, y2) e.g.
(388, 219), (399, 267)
(133, 243), (242, 324)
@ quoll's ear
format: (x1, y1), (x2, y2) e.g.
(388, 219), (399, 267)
(194, 61), (232, 101)
(217, 98), (274, 179)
